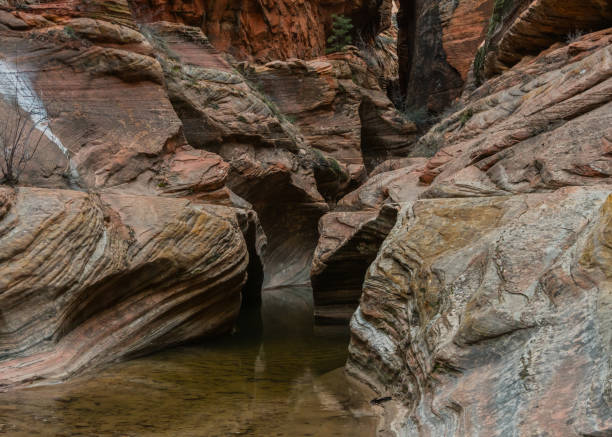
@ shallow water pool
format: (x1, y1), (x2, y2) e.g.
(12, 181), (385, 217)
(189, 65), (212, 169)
(0, 286), (376, 436)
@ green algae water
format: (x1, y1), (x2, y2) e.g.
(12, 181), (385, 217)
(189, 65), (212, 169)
(0, 286), (377, 436)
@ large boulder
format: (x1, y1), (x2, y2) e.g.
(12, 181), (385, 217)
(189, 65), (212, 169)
(347, 186), (612, 436)
(0, 187), (250, 389)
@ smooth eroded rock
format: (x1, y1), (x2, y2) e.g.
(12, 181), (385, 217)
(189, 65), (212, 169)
(0, 187), (249, 389)
(348, 186), (612, 436)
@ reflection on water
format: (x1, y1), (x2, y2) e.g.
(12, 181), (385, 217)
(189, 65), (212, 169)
(0, 286), (376, 436)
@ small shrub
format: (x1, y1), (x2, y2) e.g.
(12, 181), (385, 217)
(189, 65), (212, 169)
(326, 14), (353, 54)
(356, 32), (378, 68)
(0, 95), (48, 185)
(410, 133), (444, 158)
(64, 25), (77, 39)
(459, 108), (474, 126)
(439, 101), (465, 121)
(474, 0), (514, 85)
(473, 46), (488, 86)
(237, 115), (247, 123)
(400, 104), (430, 126)
(487, 0), (514, 37)
(566, 29), (585, 44)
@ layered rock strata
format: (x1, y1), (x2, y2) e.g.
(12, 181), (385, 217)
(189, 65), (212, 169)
(0, 187), (249, 389)
(129, 0), (395, 62)
(142, 21), (332, 289)
(243, 49), (416, 178)
(344, 27), (612, 436)
(348, 186), (612, 436)
(421, 29), (612, 196)
(476, 0), (612, 82)
(0, 1), (267, 387)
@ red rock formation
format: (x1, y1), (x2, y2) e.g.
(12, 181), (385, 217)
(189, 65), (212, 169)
(398, 0), (494, 112)
(421, 29), (612, 197)
(311, 205), (399, 324)
(0, 187), (249, 389)
(0, 1), (267, 386)
(129, 0), (395, 62)
(478, 0), (612, 80)
(243, 49), (417, 177)
(0, 6), (189, 195)
(441, 0), (495, 80)
(142, 21), (333, 288)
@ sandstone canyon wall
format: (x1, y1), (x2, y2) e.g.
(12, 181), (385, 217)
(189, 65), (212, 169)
(349, 187), (612, 436)
(397, 0), (495, 112)
(339, 7), (612, 436)
(0, 0), (611, 435)
(0, 0), (406, 386)
(129, 0), (395, 62)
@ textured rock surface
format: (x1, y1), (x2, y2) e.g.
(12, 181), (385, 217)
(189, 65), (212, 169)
(0, 5), (196, 197)
(311, 206), (398, 324)
(311, 158), (427, 323)
(343, 27), (612, 436)
(244, 49), (416, 177)
(143, 21), (333, 289)
(440, 0), (495, 80)
(347, 187), (612, 436)
(0, 187), (249, 389)
(0, 1), (269, 387)
(129, 0), (395, 62)
(421, 30), (612, 196)
(478, 0), (612, 80)
(0, 5), (338, 290)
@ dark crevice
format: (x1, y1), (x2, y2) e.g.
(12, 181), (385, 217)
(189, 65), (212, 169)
(397, 0), (465, 112)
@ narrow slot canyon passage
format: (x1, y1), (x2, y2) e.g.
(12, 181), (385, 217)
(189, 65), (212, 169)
(1, 0), (610, 435)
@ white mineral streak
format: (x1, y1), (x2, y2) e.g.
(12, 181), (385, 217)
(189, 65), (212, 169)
(0, 59), (80, 183)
